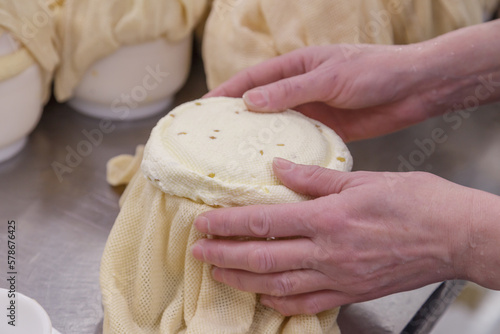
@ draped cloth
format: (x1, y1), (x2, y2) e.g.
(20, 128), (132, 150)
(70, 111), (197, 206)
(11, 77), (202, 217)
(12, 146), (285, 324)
(203, 0), (500, 89)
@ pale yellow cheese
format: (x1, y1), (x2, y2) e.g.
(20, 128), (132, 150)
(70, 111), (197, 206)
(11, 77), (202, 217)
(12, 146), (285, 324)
(142, 97), (353, 207)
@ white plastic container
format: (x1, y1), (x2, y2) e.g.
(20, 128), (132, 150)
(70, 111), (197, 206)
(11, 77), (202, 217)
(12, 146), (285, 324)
(0, 288), (60, 334)
(0, 33), (43, 163)
(68, 36), (192, 121)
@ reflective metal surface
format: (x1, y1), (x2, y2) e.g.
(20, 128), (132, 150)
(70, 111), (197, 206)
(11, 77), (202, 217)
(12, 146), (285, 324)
(1, 55), (499, 334)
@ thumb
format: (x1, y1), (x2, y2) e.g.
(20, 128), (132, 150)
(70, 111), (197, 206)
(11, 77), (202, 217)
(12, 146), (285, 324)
(272, 158), (350, 197)
(242, 71), (330, 112)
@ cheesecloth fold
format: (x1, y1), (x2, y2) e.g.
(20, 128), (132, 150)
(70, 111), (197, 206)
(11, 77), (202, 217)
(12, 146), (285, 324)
(202, 0), (500, 89)
(100, 97), (353, 333)
(0, 0), (59, 103)
(53, 0), (208, 101)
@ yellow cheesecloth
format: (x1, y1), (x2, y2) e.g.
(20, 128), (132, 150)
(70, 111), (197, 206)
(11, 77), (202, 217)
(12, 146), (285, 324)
(53, 0), (208, 101)
(0, 0), (59, 103)
(202, 0), (500, 89)
(100, 97), (353, 333)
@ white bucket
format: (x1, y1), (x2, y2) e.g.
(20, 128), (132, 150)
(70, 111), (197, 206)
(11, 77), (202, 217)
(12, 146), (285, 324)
(0, 33), (43, 163)
(68, 36), (192, 121)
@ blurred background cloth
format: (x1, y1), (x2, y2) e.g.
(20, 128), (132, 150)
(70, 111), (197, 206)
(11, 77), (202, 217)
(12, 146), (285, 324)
(0, 0), (59, 103)
(202, 0), (500, 89)
(53, 0), (208, 101)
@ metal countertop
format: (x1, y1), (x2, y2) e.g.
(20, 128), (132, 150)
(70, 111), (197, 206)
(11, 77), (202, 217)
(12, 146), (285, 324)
(1, 56), (499, 334)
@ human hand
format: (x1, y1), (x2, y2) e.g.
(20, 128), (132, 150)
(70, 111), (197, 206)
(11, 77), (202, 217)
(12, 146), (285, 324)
(205, 20), (500, 142)
(205, 44), (434, 142)
(191, 158), (495, 315)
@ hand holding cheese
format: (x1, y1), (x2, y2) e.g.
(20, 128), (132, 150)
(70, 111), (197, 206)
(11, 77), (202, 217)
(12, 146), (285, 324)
(193, 162), (500, 315)
(198, 20), (500, 315)
(101, 97), (352, 333)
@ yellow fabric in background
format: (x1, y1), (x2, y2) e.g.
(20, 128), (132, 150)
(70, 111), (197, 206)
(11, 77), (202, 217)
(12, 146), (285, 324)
(202, 0), (500, 89)
(0, 1), (59, 103)
(54, 0), (208, 101)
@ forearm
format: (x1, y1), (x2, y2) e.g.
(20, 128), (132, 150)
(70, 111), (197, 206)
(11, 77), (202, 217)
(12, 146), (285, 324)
(453, 187), (500, 290)
(412, 19), (500, 117)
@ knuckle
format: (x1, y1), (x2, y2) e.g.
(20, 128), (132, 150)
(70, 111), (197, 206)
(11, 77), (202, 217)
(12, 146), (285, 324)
(222, 218), (233, 236)
(234, 274), (246, 291)
(300, 253), (322, 270)
(275, 78), (298, 102)
(221, 210), (238, 236)
(247, 209), (272, 237)
(313, 69), (338, 101)
(248, 247), (275, 273)
(271, 299), (294, 316)
(269, 274), (296, 296)
(303, 166), (332, 194)
(210, 244), (226, 267)
(244, 70), (257, 89)
(307, 165), (328, 183)
(302, 295), (323, 315)
(277, 78), (293, 94)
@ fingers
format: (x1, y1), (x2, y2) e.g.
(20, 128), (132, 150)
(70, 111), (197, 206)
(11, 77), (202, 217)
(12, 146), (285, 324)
(273, 158), (351, 197)
(211, 267), (333, 297)
(194, 201), (318, 238)
(192, 238), (316, 273)
(259, 278), (427, 315)
(194, 160), (352, 238)
(204, 47), (335, 112)
(204, 49), (311, 99)
(242, 70), (333, 112)
(260, 290), (356, 316)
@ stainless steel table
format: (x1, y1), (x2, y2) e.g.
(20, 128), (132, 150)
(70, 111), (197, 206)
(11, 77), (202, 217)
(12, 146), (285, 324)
(1, 56), (499, 334)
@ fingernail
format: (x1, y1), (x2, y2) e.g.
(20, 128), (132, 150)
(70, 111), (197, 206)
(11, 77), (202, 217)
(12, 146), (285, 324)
(243, 89), (269, 109)
(191, 244), (205, 261)
(273, 157), (294, 171)
(194, 216), (210, 233)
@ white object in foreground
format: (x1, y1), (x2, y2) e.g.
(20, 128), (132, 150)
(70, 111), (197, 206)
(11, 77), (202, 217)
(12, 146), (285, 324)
(0, 288), (61, 334)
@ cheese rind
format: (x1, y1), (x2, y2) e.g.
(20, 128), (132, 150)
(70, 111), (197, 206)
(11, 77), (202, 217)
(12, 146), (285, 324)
(142, 97), (352, 207)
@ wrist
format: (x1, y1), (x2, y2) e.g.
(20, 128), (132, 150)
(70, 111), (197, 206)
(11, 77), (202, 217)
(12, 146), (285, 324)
(409, 20), (500, 118)
(451, 188), (500, 289)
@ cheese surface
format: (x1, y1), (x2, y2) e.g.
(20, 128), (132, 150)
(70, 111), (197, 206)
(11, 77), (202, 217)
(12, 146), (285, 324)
(142, 97), (352, 207)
